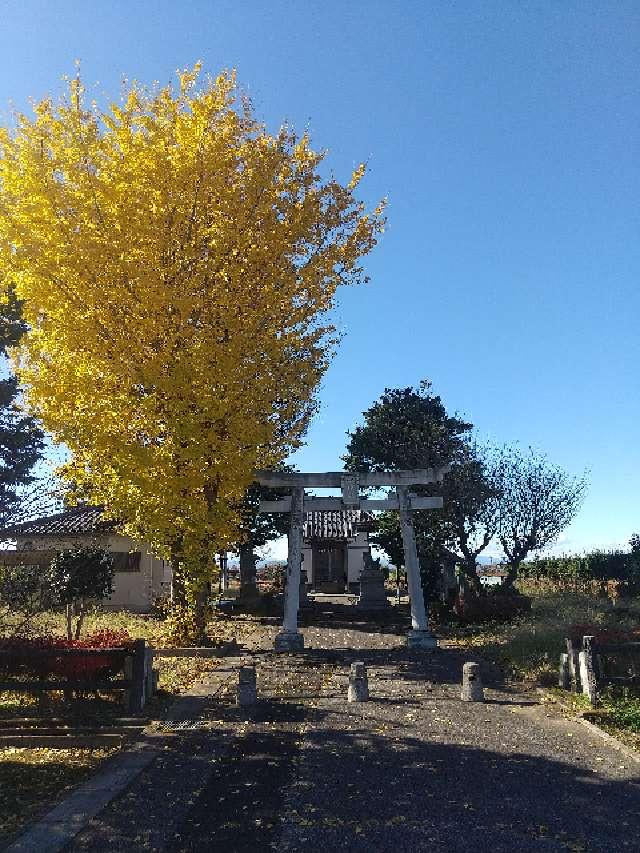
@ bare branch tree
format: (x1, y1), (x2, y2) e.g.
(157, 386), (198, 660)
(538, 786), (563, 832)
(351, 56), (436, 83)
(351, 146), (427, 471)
(439, 444), (502, 590)
(495, 446), (587, 586)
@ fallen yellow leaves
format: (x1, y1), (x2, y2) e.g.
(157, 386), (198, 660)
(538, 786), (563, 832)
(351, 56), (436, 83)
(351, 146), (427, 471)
(0, 745), (115, 843)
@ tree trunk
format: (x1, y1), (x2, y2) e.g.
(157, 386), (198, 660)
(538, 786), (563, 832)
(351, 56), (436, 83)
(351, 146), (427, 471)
(238, 542), (259, 607)
(65, 603), (73, 641)
(502, 562), (520, 590)
(170, 540), (186, 606)
(193, 585), (208, 645)
(458, 558), (482, 593)
(74, 599), (86, 640)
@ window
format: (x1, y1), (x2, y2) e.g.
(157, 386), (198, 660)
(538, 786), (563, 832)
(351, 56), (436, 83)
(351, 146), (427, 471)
(112, 552), (141, 573)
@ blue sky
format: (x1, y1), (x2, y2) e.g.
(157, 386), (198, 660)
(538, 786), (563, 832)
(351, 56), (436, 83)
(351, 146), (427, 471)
(1, 1), (638, 557)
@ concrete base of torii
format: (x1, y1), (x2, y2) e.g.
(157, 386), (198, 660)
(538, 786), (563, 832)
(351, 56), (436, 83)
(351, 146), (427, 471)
(274, 630), (305, 653)
(407, 629), (438, 650)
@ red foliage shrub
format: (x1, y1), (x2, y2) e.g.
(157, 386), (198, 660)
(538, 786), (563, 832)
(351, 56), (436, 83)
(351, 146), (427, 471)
(567, 624), (640, 645)
(0, 631), (133, 680)
(454, 590), (532, 624)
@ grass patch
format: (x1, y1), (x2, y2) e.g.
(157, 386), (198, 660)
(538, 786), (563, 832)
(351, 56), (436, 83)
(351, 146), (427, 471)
(443, 592), (640, 683)
(592, 689), (640, 752)
(444, 592), (640, 751)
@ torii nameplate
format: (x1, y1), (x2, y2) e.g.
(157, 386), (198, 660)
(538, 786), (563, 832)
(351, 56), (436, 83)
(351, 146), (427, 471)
(254, 468), (449, 488)
(260, 495), (444, 513)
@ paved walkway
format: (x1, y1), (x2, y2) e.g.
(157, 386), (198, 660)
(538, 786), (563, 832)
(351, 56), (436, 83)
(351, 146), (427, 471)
(60, 605), (640, 852)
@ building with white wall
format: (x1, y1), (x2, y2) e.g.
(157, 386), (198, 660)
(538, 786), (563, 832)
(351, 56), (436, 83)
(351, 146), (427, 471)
(1, 505), (170, 612)
(1, 505), (376, 608)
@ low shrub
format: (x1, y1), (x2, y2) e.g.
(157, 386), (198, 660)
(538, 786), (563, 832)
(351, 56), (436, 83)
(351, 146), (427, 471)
(603, 689), (640, 732)
(0, 630), (132, 680)
(566, 623), (640, 645)
(454, 588), (531, 624)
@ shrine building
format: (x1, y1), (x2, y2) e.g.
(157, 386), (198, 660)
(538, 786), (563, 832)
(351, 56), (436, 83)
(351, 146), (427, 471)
(302, 509), (373, 593)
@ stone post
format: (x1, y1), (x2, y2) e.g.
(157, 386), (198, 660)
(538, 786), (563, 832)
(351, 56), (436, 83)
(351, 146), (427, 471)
(580, 636), (598, 707)
(396, 485), (437, 649)
(559, 653), (570, 689)
(348, 661), (369, 702)
(274, 486), (305, 652)
(220, 552), (229, 593)
(565, 637), (581, 692)
(299, 564), (309, 606)
(238, 665), (257, 706)
(461, 661), (484, 702)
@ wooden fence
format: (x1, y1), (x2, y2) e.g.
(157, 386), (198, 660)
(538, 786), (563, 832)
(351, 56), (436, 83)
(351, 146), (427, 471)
(560, 635), (640, 706)
(0, 638), (156, 714)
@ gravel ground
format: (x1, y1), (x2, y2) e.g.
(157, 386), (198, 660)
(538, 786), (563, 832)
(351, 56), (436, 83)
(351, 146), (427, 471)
(62, 601), (640, 853)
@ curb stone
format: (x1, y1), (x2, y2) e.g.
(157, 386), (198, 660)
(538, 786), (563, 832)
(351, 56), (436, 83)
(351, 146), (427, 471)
(3, 657), (243, 853)
(576, 717), (640, 765)
(3, 742), (161, 853)
(538, 688), (640, 766)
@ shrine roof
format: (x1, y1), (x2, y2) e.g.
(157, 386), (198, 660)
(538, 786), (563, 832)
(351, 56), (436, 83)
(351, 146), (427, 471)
(2, 505), (116, 538)
(303, 509), (372, 541)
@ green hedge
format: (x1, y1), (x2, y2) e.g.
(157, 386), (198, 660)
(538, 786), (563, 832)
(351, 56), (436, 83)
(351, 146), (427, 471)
(520, 550), (639, 582)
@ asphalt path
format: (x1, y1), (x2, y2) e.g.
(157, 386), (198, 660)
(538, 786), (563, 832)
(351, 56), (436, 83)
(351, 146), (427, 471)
(62, 604), (640, 853)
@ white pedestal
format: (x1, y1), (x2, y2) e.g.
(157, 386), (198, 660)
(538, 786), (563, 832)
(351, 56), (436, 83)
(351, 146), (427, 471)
(407, 629), (438, 650)
(274, 630), (305, 653)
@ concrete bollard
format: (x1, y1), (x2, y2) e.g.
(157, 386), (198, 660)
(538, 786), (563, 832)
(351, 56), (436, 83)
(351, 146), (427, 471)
(461, 661), (484, 702)
(348, 661), (369, 702)
(238, 665), (257, 706)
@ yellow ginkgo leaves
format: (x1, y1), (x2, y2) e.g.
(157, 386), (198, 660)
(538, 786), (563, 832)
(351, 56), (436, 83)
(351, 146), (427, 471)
(0, 65), (384, 587)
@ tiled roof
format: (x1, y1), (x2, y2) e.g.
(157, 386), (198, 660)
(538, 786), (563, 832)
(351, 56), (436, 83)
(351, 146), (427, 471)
(3, 505), (116, 538)
(5, 505), (373, 543)
(303, 510), (372, 541)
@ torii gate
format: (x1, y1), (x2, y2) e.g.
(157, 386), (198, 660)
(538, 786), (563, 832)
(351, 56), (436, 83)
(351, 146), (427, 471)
(255, 468), (448, 652)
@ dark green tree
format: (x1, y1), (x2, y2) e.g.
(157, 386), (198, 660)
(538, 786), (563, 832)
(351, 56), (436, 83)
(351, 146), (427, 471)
(369, 451), (500, 596)
(0, 287), (45, 528)
(48, 546), (115, 639)
(436, 446), (502, 590)
(344, 381), (472, 471)
(236, 473), (294, 604)
(343, 381), (476, 599)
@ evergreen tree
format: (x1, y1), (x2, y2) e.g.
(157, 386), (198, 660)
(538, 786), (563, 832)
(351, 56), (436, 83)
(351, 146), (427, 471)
(0, 288), (45, 528)
(343, 381), (476, 599)
(236, 470), (295, 604)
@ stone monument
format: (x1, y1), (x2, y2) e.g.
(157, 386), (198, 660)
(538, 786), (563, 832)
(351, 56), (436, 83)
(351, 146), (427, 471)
(357, 551), (390, 610)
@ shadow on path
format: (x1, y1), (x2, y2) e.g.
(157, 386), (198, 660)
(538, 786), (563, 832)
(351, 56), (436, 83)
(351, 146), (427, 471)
(274, 723), (640, 853)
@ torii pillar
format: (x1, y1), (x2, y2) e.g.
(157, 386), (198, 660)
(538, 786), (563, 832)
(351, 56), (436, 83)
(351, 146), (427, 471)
(276, 485), (305, 652)
(397, 485), (434, 647)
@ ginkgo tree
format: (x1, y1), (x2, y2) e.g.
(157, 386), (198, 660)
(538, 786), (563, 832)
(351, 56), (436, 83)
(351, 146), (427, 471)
(0, 65), (384, 616)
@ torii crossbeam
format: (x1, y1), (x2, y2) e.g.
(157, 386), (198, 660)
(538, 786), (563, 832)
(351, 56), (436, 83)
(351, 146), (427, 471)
(255, 469), (448, 652)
